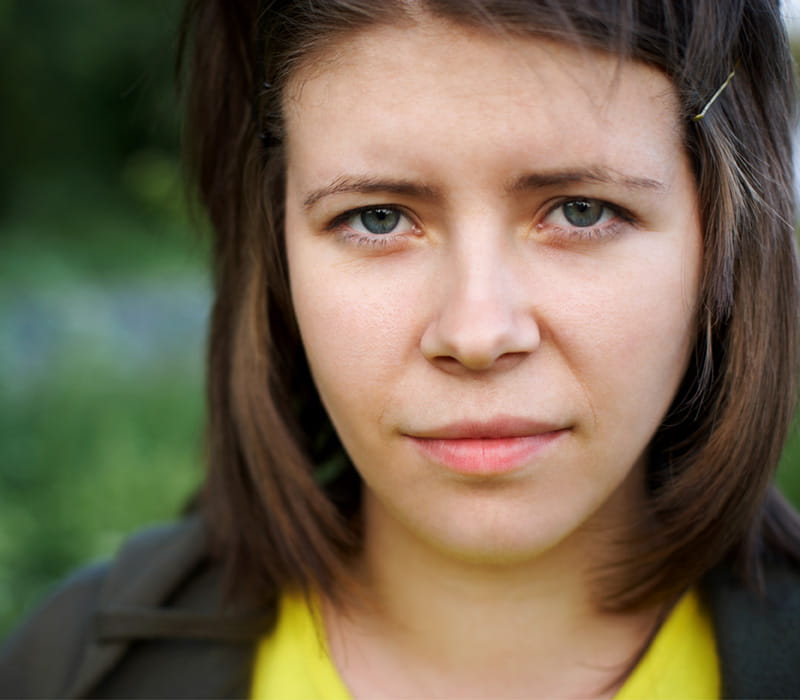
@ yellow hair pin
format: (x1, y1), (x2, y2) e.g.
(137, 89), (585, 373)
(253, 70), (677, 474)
(693, 65), (737, 122)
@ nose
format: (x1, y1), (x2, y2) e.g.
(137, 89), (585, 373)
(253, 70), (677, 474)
(420, 240), (541, 372)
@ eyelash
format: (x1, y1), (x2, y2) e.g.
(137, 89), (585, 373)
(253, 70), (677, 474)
(324, 205), (418, 249)
(324, 198), (637, 249)
(538, 198), (636, 242)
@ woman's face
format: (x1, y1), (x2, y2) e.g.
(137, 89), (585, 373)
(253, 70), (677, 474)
(284, 19), (702, 566)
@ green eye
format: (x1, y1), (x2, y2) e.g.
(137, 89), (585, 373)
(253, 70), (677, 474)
(359, 208), (401, 234)
(562, 199), (605, 227)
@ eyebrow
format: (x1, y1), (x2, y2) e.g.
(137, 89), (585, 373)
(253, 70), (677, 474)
(302, 176), (443, 210)
(301, 167), (667, 210)
(506, 168), (667, 194)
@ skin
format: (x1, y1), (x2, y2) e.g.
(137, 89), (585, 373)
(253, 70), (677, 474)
(284, 17), (702, 699)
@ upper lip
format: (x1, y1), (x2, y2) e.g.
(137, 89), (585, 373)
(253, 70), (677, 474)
(407, 416), (567, 440)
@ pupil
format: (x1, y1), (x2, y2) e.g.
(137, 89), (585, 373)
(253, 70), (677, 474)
(563, 200), (603, 227)
(361, 208), (400, 234)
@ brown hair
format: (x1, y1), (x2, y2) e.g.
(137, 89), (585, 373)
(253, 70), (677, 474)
(179, 0), (800, 610)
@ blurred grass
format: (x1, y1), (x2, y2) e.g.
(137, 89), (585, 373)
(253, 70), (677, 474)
(0, 160), (208, 636)
(778, 424), (800, 502)
(0, 0), (209, 639)
(0, 357), (203, 632)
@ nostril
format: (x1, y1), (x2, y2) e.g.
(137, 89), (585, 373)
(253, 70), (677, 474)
(430, 355), (469, 374)
(428, 350), (530, 375)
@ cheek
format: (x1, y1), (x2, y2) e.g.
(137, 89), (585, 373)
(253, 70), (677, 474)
(288, 248), (426, 421)
(555, 239), (701, 432)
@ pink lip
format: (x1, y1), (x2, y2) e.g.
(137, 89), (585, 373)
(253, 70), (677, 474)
(406, 417), (568, 476)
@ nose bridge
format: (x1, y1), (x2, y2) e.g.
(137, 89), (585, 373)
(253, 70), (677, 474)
(422, 225), (540, 370)
(451, 233), (511, 323)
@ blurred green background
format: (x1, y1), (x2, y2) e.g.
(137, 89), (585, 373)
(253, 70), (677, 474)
(0, 1), (205, 635)
(1, 1), (800, 639)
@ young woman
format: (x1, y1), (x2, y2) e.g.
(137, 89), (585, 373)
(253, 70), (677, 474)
(3, 0), (800, 697)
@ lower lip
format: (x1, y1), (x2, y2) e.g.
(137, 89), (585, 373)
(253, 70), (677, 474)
(408, 432), (566, 476)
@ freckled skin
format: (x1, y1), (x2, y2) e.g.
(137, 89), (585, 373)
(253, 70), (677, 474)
(284, 22), (702, 569)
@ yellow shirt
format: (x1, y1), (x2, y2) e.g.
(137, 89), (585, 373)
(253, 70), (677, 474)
(250, 592), (351, 700)
(250, 589), (720, 699)
(615, 588), (720, 699)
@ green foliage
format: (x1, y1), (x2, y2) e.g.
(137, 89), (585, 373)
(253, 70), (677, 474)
(779, 425), (800, 503)
(0, 349), (203, 634)
(0, 1), (182, 211)
(0, 259), (206, 637)
(0, 0), (204, 637)
(0, 201), (207, 635)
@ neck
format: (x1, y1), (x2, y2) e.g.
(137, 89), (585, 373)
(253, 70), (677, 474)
(324, 499), (661, 700)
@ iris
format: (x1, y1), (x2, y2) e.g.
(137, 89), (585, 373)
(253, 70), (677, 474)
(562, 199), (604, 227)
(360, 208), (400, 234)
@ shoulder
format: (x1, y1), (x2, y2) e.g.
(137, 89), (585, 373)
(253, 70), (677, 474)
(0, 518), (274, 699)
(0, 519), (206, 698)
(0, 559), (109, 698)
(705, 556), (800, 699)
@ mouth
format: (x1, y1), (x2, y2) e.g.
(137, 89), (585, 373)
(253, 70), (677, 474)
(405, 417), (569, 476)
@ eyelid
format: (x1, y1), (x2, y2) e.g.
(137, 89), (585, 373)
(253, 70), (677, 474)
(537, 197), (637, 241)
(324, 204), (420, 249)
(325, 204), (416, 233)
(542, 196), (630, 221)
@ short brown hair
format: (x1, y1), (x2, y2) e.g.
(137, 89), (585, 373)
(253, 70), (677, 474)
(179, 0), (800, 610)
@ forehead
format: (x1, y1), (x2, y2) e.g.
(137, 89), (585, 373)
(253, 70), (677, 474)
(283, 18), (685, 189)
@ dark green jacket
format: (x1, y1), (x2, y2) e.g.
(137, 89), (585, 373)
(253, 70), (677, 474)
(2, 518), (800, 698)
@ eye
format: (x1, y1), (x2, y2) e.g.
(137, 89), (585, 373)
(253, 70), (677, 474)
(348, 207), (406, 235)
(324, 205), (420, 250)
(548, 199), (614, 228)
(536, 197), (634, 243)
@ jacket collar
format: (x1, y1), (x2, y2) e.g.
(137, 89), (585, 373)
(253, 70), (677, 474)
(67, 518), (274, 698)
(67, 517), (800, 698)
(704, 559), (800, 698)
